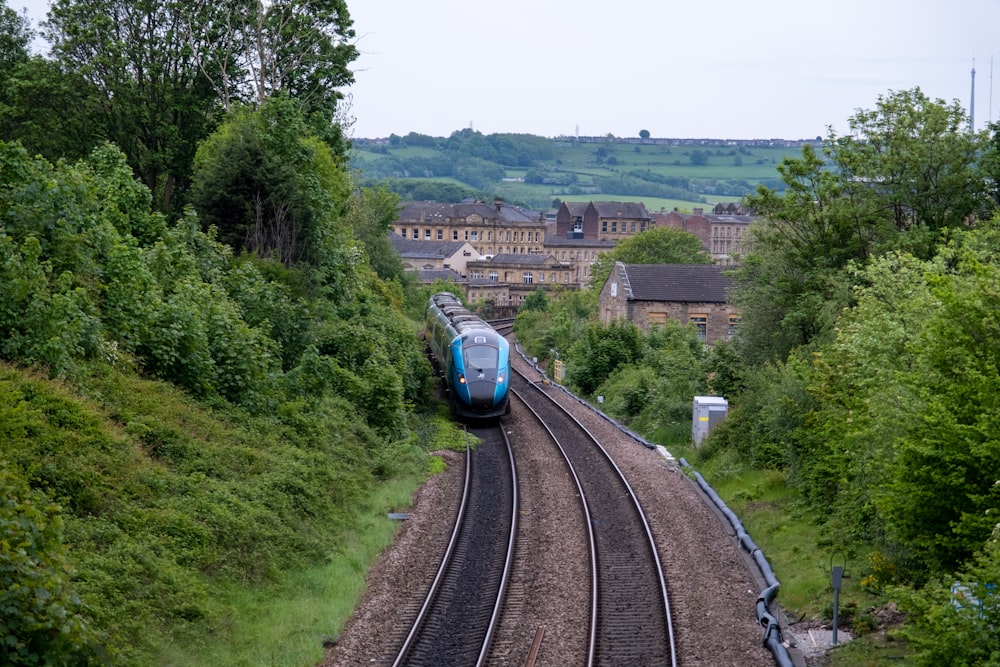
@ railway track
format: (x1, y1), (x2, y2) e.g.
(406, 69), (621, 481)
(391, 424), (518, 667)
(511, 368), (678, 667)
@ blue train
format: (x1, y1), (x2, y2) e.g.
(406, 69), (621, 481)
(425, 292), (511, 419)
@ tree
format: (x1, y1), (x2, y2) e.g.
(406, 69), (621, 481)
(731, 88), (993, 365)
(567, 318), (644, 395)
(833, 88), (988, 257)
(190, 96), (350, 267)
(198, 0), (358, 155)
(44, 0), (225, 214)
(0, 57), (102, 162)
(0, 0), (30, 73)
(689, 150), (708, 166)
(41, 0), (359, 214)
(589, 226), (712, 288)
(344, 185), (404, 282)
(639, 129), (650, 140)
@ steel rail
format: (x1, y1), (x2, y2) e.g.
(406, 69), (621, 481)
(512, 367), (678, 667)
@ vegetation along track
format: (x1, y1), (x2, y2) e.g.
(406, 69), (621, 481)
(391, 425), (517, 667)
(511, 368), (677, 666)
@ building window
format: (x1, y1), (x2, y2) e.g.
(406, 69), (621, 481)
(436, 229), (443, 240)
(523, 272), (533, 284)
(649, 312), (667, 327)
(471, 231), (479, 241)
(488, 271), (498, 282)
(424, 229), (431, 239)
(611, 221), (618, 233)
(728, 316), (741, 340)
(602, 221), (608, 232)
(563, 272), (569, 282)
(453, 230), (459, 240)
(690, 314), (708, 341)
(539, 272), (545, 282)
(488, 231), (492, 241)
(464, 231), (469, 240)
(411, 229), (419, 239)
(640, 221), (647, 232)
(573, 221), (583, 233)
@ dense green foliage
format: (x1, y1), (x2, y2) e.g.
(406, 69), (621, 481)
(191, 96), (352, 267)
(0, 117), (439, 662)
(1, 466), (106, 665)
(1, 0), (358, 215)
(703, 90), (1000, 663)
(514, 289), (713, 442)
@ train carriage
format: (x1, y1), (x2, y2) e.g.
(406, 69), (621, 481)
(426, 292), (510, 420)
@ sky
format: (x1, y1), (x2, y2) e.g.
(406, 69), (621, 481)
(12, 0), (1000, 141)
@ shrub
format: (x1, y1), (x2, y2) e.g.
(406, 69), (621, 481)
(0, 470), (107, 666)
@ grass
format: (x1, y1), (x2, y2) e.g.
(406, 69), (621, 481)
(667, 444), (919, 664)
(152, 474), (428, 666)
(669, 445), (876, 621)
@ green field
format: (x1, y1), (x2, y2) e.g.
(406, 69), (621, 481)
(350, 134), (808, 209)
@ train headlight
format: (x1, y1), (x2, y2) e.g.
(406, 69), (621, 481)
(497, 372), (505, 384)
(458, 373), (466, 385)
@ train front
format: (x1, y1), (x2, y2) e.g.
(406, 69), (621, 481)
(450, 331), (510, 419)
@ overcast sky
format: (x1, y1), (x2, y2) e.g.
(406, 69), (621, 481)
(13, 0), (1000, 140)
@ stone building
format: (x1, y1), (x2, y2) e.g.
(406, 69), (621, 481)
(464, 253), (570, 305)
(554, 200), (656, 241)
(598, 262), (739, 344)
(389, 233), (480, 275)
(656, 205), (754, 266)
(393, 199), (545, 258)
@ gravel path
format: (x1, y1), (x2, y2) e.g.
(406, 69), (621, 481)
(322, 352), (787, 666)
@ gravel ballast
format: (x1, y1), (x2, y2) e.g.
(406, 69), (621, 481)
(322, 352), (793, 666)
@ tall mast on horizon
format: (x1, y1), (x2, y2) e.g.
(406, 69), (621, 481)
(970, 59), (976, 134)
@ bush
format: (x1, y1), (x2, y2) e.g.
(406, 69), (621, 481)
(0, 470), (107, 666)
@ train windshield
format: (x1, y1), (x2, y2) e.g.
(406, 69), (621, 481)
(465, 346), (498, 372)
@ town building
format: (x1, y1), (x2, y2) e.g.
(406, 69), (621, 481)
(598, 262), (739, 344)
(554, 200), (656, 241)
(390, 199), (758, 307)
(657, 204), (754, 266)
(464, 253), (570, 305)
(389, 233), (480, 275)
(393, 199), (545, 258)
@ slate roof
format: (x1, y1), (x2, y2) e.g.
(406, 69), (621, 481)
(410, 268), (466, 284)
(592, 201), (652, 219)
(543, 235), (617, 249)
(389, 233), (470, 259)
(486, 253), (554, 265)
(669, 210), (755, 225)
(618, 263), (732, 303)
(562, 202), (589, 217)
